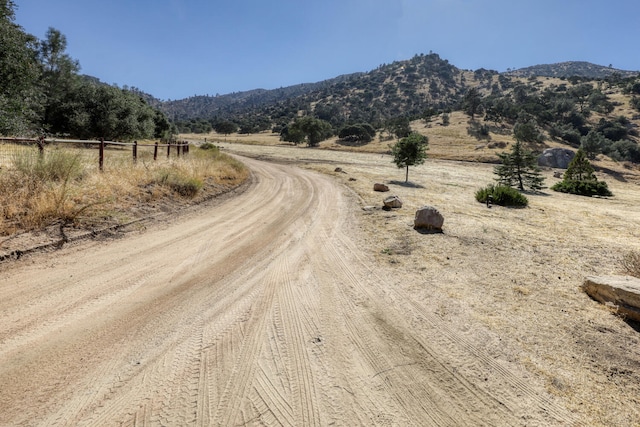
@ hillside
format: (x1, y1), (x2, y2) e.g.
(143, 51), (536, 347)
(506, 61), (638, 79)
(163, 53), (473, 132)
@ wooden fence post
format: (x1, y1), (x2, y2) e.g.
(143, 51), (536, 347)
(99, 138), (105, 171)
(37, 136), (45, 157)
(154, 141), (158, 161)
(167, 142), (171, 158)
(177, 141), (181, 158)
(133, 140), (138, 164)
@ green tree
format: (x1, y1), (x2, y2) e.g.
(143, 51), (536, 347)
(495, 140), (545, 191)
(338, 123), (375, 143)
(0, 0), (42, 134)
(552, 149), (612, 196)
(580, 130), (606, 160)
(282, 116), (332, 147)
(463, 87), (483, 120)
(513, 116), (544, 144)
(213, 120), (237, 138)
(391, 132), (428, 182)
(38, 27), (81, 134)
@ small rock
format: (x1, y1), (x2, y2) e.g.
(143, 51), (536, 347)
(334, 167), (344, 173)
(383, 195), (403, 209)
(374, 183), (390, 192)
(414, 206), (444, 230)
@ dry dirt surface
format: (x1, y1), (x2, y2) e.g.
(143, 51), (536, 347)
(0, 144), (638, 426)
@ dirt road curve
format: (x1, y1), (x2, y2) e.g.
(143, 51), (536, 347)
(0, 156), (578, 426)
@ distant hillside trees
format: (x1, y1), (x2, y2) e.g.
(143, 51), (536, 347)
(338, 123), (376, 143)
(462, 87), (483, 120)
(213, 120), (237, 136)
(280, 116), (333, 147)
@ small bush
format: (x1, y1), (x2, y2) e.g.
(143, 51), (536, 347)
(551, 179), (612, 197)
(621, 251), (640, 278)
(475, 184), (528, 207)
(199, 142), (218, 151)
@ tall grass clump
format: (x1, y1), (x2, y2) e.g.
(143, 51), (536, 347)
(475, 184), (528, 207)
(13, 148), (85, 182)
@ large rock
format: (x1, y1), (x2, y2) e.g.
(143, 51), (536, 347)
(414, 206), (444, 230)
(582, 275), (640, 322)
(538, 148), (575, 169)
(383, 195), (403, 209)
(374, 183), (390, 192)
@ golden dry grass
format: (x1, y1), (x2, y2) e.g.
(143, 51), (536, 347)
(0, 144), (247, 236)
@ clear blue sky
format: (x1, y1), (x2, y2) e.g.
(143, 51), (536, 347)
(13, 0), (640, 101)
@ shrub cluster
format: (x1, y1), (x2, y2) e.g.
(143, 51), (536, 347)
(475, 184), (528, 207)
(551, 180), (612, 197)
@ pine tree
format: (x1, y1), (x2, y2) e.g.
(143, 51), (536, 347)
(494, 141), (545, 191)
(552, 149), (612, 197)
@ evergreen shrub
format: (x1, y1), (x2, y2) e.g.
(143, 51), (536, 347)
(475, 184), (528, 207)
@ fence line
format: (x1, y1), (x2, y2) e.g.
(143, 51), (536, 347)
(0, 137), (190, 171)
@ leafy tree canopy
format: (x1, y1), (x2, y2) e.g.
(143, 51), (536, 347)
(391, 132), (428, 182)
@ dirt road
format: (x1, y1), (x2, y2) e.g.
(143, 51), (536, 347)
(0, 156), (578, 426)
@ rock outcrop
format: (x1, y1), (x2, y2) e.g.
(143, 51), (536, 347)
(538, 148), (575, 169)
(414, 206), (444, 231)
(583, 275), (640, 322)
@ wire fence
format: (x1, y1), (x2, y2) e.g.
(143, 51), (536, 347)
(0, 137), (190, 170)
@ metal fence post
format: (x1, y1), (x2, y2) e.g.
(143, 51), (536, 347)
(154, 141), (158, 161)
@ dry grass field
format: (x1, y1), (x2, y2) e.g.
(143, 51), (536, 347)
(209, 136), (640, 426)
(0, 143), (247, 248)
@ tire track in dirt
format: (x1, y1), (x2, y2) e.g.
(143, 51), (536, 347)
(0, 155), (579, 426)
(328, 224), (581, 426)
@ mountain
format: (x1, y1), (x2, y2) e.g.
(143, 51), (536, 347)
(157, 56), (640, 138)
(162, 53), (476, 131)
(506, 61), (638, 79)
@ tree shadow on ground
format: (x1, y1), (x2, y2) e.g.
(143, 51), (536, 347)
(335, 139), (372, 148)
(389, 180), (425, 189)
